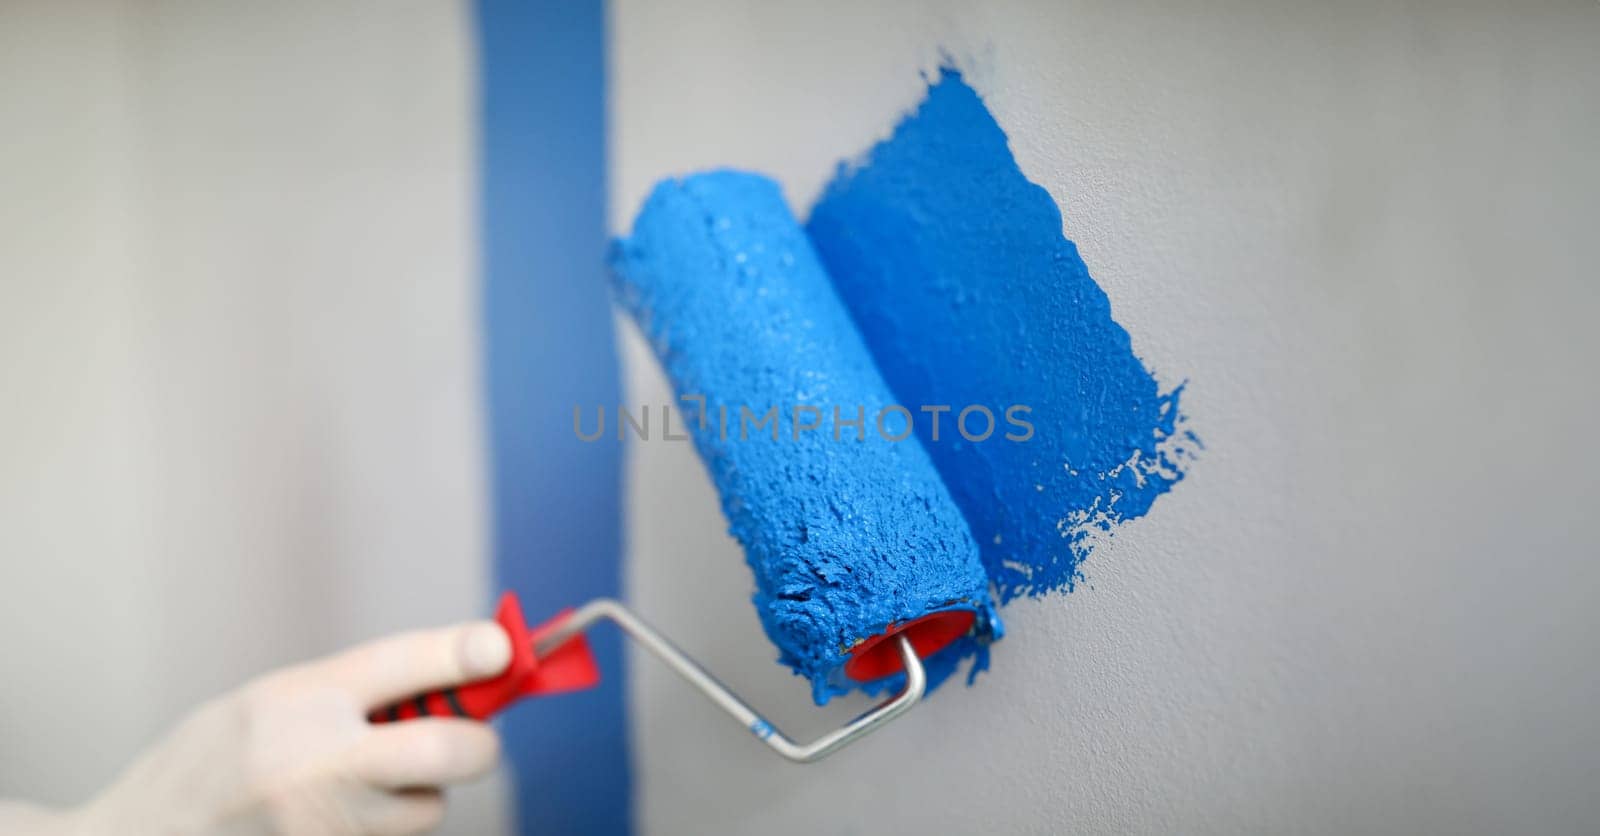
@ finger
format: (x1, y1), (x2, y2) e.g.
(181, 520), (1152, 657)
(346, 717), (500, 789)
(310, 621), (512, 708)
(360, 788), (447, 836)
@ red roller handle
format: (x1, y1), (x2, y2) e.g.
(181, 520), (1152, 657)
(370, 591), (601, 723)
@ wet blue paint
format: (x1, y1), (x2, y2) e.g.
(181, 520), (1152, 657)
(809, 68), (1195, 602)
(475, 1), (629, 833)
(610, 172), (999, 704)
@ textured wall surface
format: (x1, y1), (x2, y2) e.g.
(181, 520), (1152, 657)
(610, 2), (1600, 833)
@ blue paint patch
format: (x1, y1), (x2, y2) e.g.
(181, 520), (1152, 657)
(609, 172), (998, 704)
(808, 68), (1196, 602)
(475, 1), (629, 833)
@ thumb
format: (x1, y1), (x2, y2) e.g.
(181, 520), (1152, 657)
(304, 621), (513, 709)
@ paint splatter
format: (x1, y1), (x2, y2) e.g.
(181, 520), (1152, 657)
(808, 68), (1196, 602)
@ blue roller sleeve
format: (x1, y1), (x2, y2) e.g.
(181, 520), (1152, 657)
(609, 170), (998, 704)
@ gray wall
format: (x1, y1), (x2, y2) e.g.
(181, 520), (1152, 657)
(0, 3), (505, 832)
(610, 2), (1600, 833)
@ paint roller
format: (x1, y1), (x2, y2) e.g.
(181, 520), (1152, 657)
(377, 170), (1000, 762)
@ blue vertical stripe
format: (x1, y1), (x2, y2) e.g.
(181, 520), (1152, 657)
(474, 1), (629, 833)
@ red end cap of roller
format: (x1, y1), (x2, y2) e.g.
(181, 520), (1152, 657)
(844, 609), (977, 682)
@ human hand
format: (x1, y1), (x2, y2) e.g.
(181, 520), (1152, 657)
(60, 619), (512, 835)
